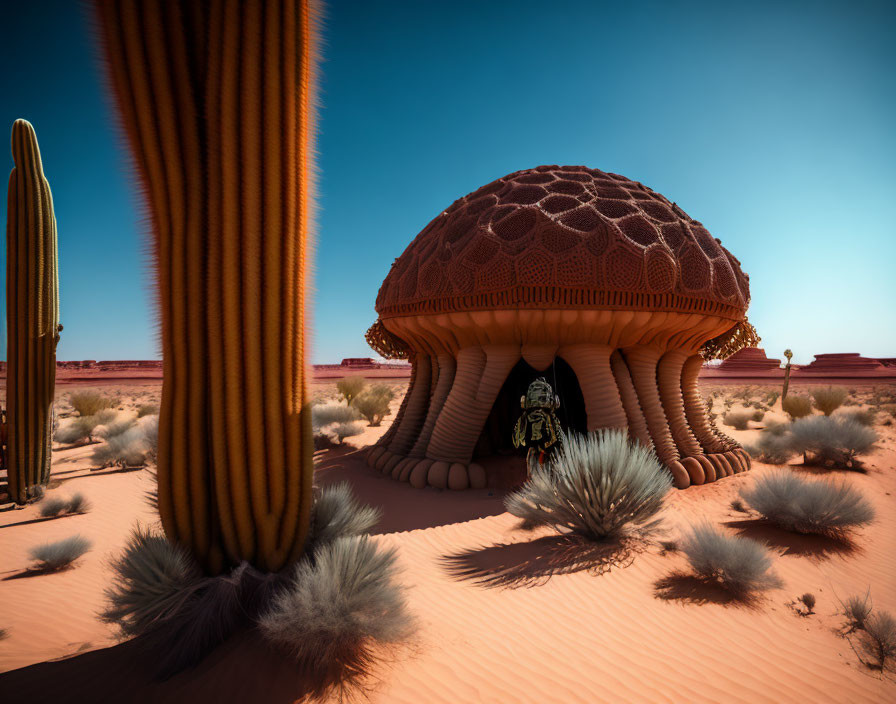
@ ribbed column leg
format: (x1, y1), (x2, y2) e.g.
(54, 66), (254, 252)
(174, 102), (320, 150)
(658, 350), (705, 485)
(426, 345), (520, 465)
(409, 353), (456, 458)
(379, 354), (431, 475)
(610, 351), (653, 451)
(369, 357), (417, 470)
(560, 344), (627, 431)
(623, 346), (689, 488)
(681, 354), (727, 454)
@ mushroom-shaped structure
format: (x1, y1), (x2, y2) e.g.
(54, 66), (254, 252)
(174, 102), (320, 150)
(365, 165), (757, 490)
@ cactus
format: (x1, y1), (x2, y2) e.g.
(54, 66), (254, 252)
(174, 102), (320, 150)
(93, 0), (320, 573)
(5, 120), (61, 504)
(782, 348), (793, 400)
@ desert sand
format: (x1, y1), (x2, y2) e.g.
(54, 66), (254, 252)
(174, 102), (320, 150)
(1, 380), (894, 703)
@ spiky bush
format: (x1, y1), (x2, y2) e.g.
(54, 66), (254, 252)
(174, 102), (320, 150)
(843, 592), (873, 631)
(782, 394), (813, 420)
(102, 527), (203, 638)
(29, 535), (92, 572)
(800, 593), (816, 613)
(69, 391), (113, 417)
(336, 376), (367, 406)
(330, 421), (365, 445)
(93, 424), (150, 468)
(861, 611), (896, 669)
(752, 409), (766, 422)
(739, 472), (874, 537)
(54, 415), (100, 445)
(143, 415), (159, 462)
(307, 483), (382, 550)
(38, 492), (90, 518)
(680, 525), (780, 595)
(97, 416), (137, 440)
(812, 386), (848, 416)
(836, 408), (877, 427)
(723, 410), (752, 430)
(352, 385), (394, 427)
(258, 535), (413, 686)
(504, 430), (672, 541)
(312, 402), (361, 432)
(789, 416), (878, 469)
(745, 429), (796, 465)
(766, 390), (780, 406)
(137, 404), (159, 418)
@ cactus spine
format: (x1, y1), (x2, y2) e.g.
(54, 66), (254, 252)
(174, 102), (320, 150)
(94, 0), (319, 573)
(5, 120), (60, 504)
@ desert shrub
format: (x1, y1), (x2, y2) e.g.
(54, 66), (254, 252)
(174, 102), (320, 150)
(331, 421), (365, 444)
(98, 416), (137, 440)
(54, 415), (101, 445)
(751, 409), (766, 422)
(504, 429), (671, 541)
(800, 593), (816, 613)
(861, 611), (896, 669)
(336, 376), (367, 405)
(843, 592), (873, 631)
(38, 492), (90, 518)
(812, 386), (848, 416)
(352, 385), (394, 426)
(739, 472), (874, 536)
(789, 416), (877, 469)
(69, 391), (113, 417)
(307, 483), (382, 550)
(137, 404), (159, 418)
(102, 527), (203, 638)
(29, 535), (92, 572)
(766, 390), (780, 406)
(703, 395), (714, 411)
(836, 408), (877, 427)
(782, 394), (812, 420)
(312, 402), (360, 432)
(39, 496), (69, 518)
(729, 498), (747, 513)
(680, 525), (780, 595)
(0, 628), (7, 640)
(659, 540), (679, 554)
(142, 415), (159, 462)
(745, 428), (796, 465)
(258, 535), (413, 687)
(723, 411), (752, 430)
(93, 424), (150, 467)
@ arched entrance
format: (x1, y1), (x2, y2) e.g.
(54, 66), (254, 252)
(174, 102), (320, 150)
(474, 357), (587, 460)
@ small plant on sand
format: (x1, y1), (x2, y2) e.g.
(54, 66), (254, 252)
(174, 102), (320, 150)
(0, 628), (7, 640)
(860, 611), (896, 670)
(744, 426), (796, 465)
(306, 483), (382, 548)
(330, 421), (365, 445)
(29, 535), (92, 572)
(312, 401), (361, 431)
(38, 492), (91, 518)
(751, 409), (766, 422)
(739, 472), (874, 537)
(504, 429), (672, 541)
(723, 410), (752, 430)
(659, 540), (679, 554)
(680, 525), (780, 596)
(812, 386), (848, 416)
(789, 416), (877, 469)
(836, 408), (877, 427)
(336, 376), (367, 405)
(69, 391), (113, 417)
(766, 390), (780, 406)
(54, 416), (100, 445)
(351, 384), (394, 426)
(843, 592), (873, 632)
(93, 424), (150, 468)
(258, 535), (414, 690)
(782, 394), (812, 420)
(137, 404), (159, 418)
(729, 498), (747, 513)
(799, 592), (816, 614)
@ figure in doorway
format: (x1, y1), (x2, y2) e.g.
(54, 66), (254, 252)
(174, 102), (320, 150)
(512, 377), (563, 475)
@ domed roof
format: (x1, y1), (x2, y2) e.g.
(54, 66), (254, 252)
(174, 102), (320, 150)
(376, 165), (750, 322)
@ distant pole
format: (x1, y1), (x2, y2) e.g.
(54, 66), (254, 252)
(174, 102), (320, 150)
(782, 349), (793, 399)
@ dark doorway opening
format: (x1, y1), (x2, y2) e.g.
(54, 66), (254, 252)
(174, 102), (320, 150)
(473, 357), (587, 460)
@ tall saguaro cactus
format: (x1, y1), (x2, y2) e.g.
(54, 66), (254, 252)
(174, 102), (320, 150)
(94, 0), (320, 573)
(5, 119), (61, 504)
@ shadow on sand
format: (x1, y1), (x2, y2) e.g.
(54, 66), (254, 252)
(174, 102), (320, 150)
(0, 628), (373, 704)
(441, 533), (642, 588)
(653, 571), (763, 608)
(724, 518), (858, 560)
(314, 448), (508, 534)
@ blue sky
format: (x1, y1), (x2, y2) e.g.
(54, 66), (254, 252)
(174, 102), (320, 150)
(1, 0), (894, 364)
